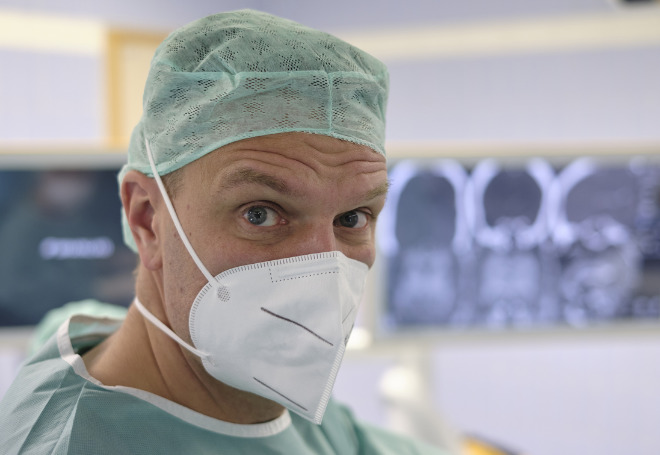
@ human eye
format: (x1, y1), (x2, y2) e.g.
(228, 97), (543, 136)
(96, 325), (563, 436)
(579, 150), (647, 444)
(243, 205), (281, 227)
(334, 210), (369, 229)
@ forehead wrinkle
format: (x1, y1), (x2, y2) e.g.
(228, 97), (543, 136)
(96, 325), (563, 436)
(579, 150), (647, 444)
(219, 167), (300, 197)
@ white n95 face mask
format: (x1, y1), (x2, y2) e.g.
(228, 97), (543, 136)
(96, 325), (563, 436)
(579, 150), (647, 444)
(134, 140), (369, 424)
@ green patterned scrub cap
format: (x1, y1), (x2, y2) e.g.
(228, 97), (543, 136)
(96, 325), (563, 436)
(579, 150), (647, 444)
(119, 9), (389, 251)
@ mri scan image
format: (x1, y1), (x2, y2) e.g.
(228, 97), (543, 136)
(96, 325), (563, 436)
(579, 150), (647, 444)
(378, 156), (660, 331)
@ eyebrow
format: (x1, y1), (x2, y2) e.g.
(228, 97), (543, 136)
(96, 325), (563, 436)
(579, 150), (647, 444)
(220, 168), (299, 196)
(220, 167), (390, 202)
(365, 180), (390, 202)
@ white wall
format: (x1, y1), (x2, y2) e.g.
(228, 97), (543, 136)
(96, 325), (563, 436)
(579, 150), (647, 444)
(0, 49), (101, 142)
(430, 334), (660, 455)
(385, 45), (660, 143)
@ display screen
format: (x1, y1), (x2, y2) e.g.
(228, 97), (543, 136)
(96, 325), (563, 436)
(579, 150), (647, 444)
(377, 156), (660, 331)
(0, 168), (135, 326)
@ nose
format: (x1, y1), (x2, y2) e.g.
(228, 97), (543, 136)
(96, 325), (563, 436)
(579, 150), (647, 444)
(295, 224), (338, 257)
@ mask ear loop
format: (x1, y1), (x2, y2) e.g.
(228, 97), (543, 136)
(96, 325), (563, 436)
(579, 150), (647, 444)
(134, 297), (210, 360)
(144, 139), (215, 283)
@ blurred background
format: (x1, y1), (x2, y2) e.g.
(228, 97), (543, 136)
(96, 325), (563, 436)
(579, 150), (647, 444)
(1, 1), (660, 454)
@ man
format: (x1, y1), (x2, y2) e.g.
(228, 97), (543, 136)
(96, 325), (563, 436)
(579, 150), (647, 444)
(0, 10), (449, 454)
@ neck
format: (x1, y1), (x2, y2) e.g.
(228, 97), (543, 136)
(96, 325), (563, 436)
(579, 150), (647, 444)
(82, 266), (285, 424)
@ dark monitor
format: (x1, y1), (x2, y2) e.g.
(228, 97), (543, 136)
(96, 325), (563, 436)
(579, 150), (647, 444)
(0, 153), (135, 326)
(375, 154), (660, 335)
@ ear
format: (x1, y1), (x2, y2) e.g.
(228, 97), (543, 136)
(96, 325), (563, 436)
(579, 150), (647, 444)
(121, 170), (163, 271)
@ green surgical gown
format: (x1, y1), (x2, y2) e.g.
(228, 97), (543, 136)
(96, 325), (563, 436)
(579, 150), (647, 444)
(0, 315), (448, 455)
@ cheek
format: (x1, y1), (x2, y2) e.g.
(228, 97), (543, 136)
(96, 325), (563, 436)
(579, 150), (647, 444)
(360, 247), (377, 268)
(161, 228), (209, 341)
(351, 225), (379, 267)
(340, 239), (377, 269)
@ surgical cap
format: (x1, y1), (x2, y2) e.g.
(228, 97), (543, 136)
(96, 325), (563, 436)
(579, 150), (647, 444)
(119, 9), (389, 251)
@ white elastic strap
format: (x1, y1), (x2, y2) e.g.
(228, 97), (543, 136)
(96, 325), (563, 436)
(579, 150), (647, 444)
(134, 297), (209, 360)
(144, 139), (215, 283)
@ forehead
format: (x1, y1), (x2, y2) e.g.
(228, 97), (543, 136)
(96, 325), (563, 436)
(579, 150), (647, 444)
(184, 133), (387, 185)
